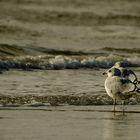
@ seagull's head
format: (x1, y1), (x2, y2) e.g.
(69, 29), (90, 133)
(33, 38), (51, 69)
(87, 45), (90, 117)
(103, 68), (121, 77)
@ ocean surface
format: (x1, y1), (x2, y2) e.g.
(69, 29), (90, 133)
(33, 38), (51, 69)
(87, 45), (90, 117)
(1, 1), (140, 140)
(0, 49), (140, 106)
(0, 0), (140, 106)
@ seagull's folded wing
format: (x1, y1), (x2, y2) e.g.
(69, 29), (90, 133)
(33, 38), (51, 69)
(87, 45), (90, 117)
(127, 69), (137, 83)
(119, 78), (136, 93)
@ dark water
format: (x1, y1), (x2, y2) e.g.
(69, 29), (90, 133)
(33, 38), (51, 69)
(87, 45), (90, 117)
(0, 68), (140, 106)
(0, 0), (140, 106)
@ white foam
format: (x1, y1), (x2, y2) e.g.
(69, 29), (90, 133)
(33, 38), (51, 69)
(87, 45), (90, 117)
(0, 54), (140, 70)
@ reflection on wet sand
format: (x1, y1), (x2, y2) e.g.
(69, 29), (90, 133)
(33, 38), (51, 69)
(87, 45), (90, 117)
(0, 107), (140, 140)
(103, 113), (138, 140)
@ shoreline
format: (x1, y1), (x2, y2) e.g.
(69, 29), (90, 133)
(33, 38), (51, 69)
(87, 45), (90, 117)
(0, 105), (140, 140)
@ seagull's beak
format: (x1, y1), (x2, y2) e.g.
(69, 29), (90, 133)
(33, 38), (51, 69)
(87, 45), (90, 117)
(102, 71), (107, 75)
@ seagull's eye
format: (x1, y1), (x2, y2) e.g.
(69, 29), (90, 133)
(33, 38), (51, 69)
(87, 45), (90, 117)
(108, 70), (111, 72)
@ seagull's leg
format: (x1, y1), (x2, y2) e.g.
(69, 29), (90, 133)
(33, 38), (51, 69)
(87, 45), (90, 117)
(122, 100), (125, 115)
(113, 99), (116, 113)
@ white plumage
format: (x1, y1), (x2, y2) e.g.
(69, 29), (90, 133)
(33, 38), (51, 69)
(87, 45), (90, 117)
(103, 67), (137, 112)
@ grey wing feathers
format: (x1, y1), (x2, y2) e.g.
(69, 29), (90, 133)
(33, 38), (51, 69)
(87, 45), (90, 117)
(106, 77), (136, 94)
(119, 78), (136, 93)
(127, 69), (137, 83)
(119, 68), (137, 83)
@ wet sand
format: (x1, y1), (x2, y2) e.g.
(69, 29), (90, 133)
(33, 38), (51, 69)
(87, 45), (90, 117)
(0, 106), (140, 140)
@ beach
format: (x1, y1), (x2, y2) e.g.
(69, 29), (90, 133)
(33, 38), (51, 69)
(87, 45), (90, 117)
(0, 106), (140, 140)
(0, 0), (140, 139)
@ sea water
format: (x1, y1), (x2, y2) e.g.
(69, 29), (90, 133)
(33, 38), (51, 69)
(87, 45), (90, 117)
(0, 51), (140, 106)
(0, 0), (140, 139)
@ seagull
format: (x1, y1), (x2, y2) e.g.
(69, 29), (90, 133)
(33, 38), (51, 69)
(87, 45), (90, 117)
(103, 67), (139, 113)
(113, 61), (139, 84)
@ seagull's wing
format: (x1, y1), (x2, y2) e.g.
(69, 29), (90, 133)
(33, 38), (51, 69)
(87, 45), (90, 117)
(127, 69), (138, 83)
(119, 78), (136, 93)
(105, 76), (136, 100)
(118, 67), (137, 83)
(105, 76), (135, 93)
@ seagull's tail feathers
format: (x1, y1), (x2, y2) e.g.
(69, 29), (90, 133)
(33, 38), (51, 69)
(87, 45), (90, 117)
(133, 80), (140, 85)
(135, 87), (140, 93)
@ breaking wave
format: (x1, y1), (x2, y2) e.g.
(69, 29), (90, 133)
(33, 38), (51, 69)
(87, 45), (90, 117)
(0, 93), (139, 107)
(0, 54), (140, 71)
(0, 43), (140, 71)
